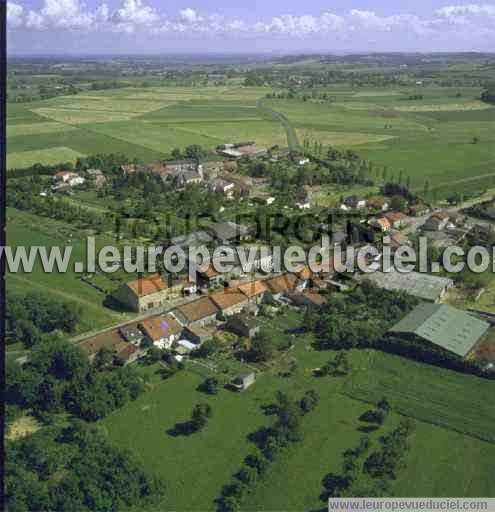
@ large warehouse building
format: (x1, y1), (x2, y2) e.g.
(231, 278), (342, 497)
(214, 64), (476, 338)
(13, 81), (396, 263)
(388, 303), (490, 358)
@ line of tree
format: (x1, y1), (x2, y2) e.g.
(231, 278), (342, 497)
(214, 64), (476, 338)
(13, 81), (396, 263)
(320, 416), (415, 500)
(217, 389), (319, 512)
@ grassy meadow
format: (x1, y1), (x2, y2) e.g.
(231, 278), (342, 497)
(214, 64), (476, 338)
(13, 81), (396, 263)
(6, 86), (279, 169)
(6, 208), (128, 332)
(6, 84), (494, 198)
(99, 325), (495, 510)
(265, 87), (495, 196)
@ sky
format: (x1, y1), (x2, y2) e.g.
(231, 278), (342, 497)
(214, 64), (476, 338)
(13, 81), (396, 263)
(6, 0), (495, 54)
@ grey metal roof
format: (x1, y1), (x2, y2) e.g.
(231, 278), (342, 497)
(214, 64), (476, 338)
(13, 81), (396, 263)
(170, 230), (213, 247)
(360, 269), (454, 302)
(389, 303), (490, 357)
(208, 221), (250, 241)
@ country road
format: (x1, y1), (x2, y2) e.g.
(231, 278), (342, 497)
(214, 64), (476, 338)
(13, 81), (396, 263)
(256, 98), (300, 150)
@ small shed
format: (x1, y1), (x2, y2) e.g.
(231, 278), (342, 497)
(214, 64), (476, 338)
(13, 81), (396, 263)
(231, 372), (256, 391)
(176, 339), (198, 354)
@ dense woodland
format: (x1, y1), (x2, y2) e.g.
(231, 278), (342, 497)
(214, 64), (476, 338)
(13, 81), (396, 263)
(6, 291), (81, 348)
(6, 421), (164, 512)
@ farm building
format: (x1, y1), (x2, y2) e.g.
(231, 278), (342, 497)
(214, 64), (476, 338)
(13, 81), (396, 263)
(207, 221), (251, 244)
(342, 195), (366, 209)
(79, 330), (139, 364)
(409, 204), (429, 217)
(230, 372), (256, 391)
(367, 196), (389, 212)
(165, 160), (198, 174)
(265, 273), (300, 300)
(289, 291), (328, 310)
(139, 314), (183, 350)
(359, 269), (454, 302)
(385, 212), (408, 229)
(173, 296), (219, 327)
(202, 161), (224, 179)
(197, 264), (225, 289)
(118, 325), (144, 345)
(113, 273), (176, 313)
(217, 142), (267, 159)
(226, 312), (260, 338)
(423, 212), (450, 231)
(183, 325), (213, 345)
(210, 289), (249, 317)
(236, 280), (268, 303)
(371, 217), (391, 232)
(167, 230), (213, 249)
(175, 339), (198, 355)
(388, 303), (490, 358)
(210, 178), (235, 199)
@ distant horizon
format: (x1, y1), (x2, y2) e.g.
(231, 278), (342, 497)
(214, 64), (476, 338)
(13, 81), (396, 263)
(7, 50), (495, 58)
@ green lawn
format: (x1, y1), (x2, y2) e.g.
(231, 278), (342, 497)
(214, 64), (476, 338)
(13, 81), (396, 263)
(6, 85), (282, 167)
(99, 331), (495, 511)
(7, 146), (85, 169)
(264, 89), (495, 197)
(6, 208), (126, 332)
(343, 350), (495, 443)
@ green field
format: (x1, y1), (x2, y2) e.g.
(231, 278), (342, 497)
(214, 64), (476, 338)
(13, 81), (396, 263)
(6, 208), (126, 332)
(6, 86), (280, 169)
(99, 332), (495, 511)
(343, 350), (495, 443)
(7, 146), (85, 169)
(263, 88), (495, 196)
(6, 85), (495, 198)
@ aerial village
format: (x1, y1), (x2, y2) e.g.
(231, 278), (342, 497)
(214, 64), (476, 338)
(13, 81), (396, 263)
(58, 140), (495, 386)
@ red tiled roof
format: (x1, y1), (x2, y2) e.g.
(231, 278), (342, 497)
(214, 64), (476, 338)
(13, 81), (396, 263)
(295, 265), (313, 280)
(385, 212), (408, 222)
(117, 343), (138, 361)
(236, 280), (268, 298)
(375, 218), (391, 229)
(301, 291), (327, 306)
(200, 264), (220, 279)
(79, 329), (125, 356)
(126, 274), (167, 297)
(265, 273), (299, 294)
(176, 296), (219, 323)
(210, 289), (248, 311)
(139, 314), (182, 341)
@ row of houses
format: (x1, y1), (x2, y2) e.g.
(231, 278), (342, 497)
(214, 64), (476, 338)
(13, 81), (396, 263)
(121, 159), (241, 196)
(341, 194), (430, 217)
(170, 270), (329, 329)
(370, 211), (409, 232)
(82, 266), (333, 365)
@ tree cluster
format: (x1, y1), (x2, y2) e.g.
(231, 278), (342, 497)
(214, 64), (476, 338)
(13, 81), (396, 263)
(313, 281), (419, 351)
(6, 291), (81, 348)
(6, 421), (164, 512)
(6, 338), (143, 421)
